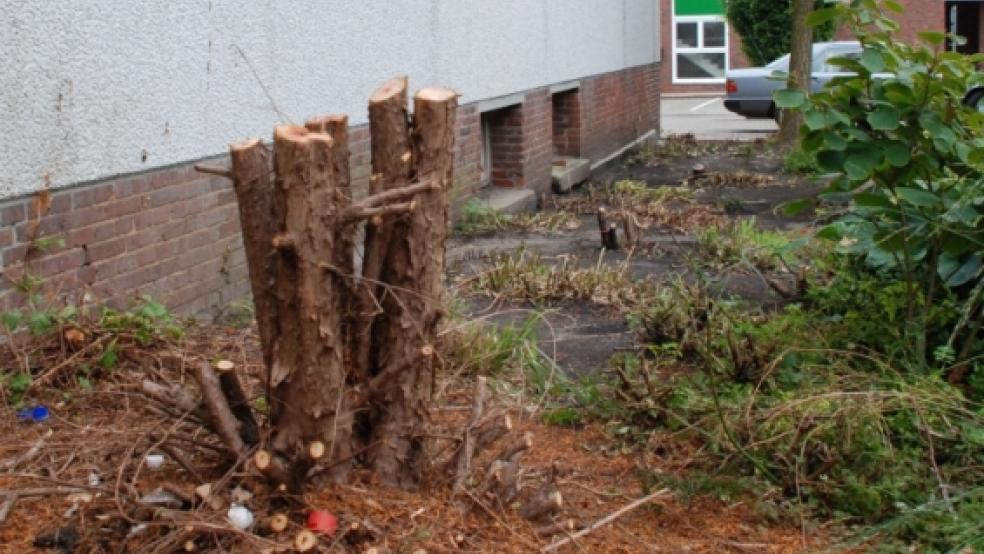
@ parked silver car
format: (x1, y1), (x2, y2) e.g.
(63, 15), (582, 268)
(724, 41), (862, 119)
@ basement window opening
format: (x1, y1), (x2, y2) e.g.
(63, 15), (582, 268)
(480, 103), (524, 188)
(551, 89), (581, 157)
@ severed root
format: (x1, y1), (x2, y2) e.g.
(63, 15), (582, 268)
(140, 380), (206, 420)
(622, 211), (640, 249)
(195, 362), (246, 456)
(535, 519), (579, 538)
(295, 530), (317, 552)
(494, 431), (533, 463)
(452, 377), (491, 492)
(253, 450), (291, 485)
(473, 412), (512, 449)
(213, 360), (259, 445)
(267, 513), (289, 533)
(482, 459), (522, 507)
(597, 207), (620, 250)
(521, 487), (563, 521)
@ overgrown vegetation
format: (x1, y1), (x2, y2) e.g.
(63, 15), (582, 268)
(454, 5), (984, 545)
(1, 269), (185, 406)
(454, 199), (580, 236)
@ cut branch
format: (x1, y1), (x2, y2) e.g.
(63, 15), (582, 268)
(452, 376), (490, 492)
(539, 488), (672, 552)
(195, 362), (245, 456)
(353, 179), (438, 209)
(342, 200), (415, 224)
(194, 164), (233, 179)
(214, 360), (259, 445)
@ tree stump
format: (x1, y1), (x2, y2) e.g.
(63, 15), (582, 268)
(211, 77), (457, 491)
(366, 86), (457, 488)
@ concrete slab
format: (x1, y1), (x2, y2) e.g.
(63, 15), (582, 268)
(661, 95), (776, 141)
(473, 186), (537, 215)
(551, 157), (591, 193)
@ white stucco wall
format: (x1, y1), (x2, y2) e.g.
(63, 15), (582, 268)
(0, 0), (660, 199)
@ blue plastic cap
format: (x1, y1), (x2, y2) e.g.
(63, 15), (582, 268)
(17, 405), (50, 422)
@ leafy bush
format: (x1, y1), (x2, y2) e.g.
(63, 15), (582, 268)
(725, 0), (835, 66)
(779, 0), (984, 367)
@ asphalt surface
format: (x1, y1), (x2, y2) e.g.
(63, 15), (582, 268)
(661, 95), (776, 141)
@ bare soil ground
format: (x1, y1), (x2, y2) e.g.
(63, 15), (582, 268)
(0, 137), (829, 553)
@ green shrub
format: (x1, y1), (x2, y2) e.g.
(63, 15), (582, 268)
(780, 0), (984, 367)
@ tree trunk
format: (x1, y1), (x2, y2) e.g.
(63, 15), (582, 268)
(778, 0), (814, 146)
(228, 140), (278, 368)
(366, 86), (457, 488)
(266, 125), (355, 486)
(217, 77), (455, 492)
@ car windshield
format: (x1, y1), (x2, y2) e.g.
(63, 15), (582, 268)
(766, 54), (789, 69)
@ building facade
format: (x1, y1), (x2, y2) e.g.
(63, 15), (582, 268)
(0, 1), (662, 316)
(660, 0), (974, 95)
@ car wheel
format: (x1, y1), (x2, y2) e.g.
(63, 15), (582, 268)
(965, 88), (984, 112)
(772, 105), (784, 126)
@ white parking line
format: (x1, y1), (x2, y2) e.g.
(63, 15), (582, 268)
(689, 97), (721, 112)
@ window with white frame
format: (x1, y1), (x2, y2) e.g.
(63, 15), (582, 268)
(672, 14), (728, 83)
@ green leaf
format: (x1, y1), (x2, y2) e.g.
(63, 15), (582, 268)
(99, 342), (118, 370)
(8, 372), (31, 395)
(883, 141), (911, 167)
(78, 376), (93, 391)
(824, 131), (848, 151)
(854, 192), (894, 209)
(780, 198), (814, 216)
(867, 108), (899, 131)
(860, 48), (885, 74)
(816, 224), (843, 241)
(938, 253), (983, 287)
(804, 111), (827, 130)
(895, 187), (940, 208)
(0, 311), (22, 331)
(774, 89), (807, 109)
(816, 150), (846, 173)
(918, 31), (946, 46)
(28, 311), (55, 336)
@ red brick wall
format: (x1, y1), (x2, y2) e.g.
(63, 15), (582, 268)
(486, 104), (525, 188)
(0, 165), (248, 316)
(580, 64), (660, 161)
(521, 88), (554, 192)
(552, 89), (583, 156)
(0, 62), (661, 317)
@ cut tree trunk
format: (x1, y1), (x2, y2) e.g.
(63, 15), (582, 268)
(266, 125), (355, 486)
(228, 139), (278, 368)
(353, 77), (415, 388)
(366, 86), (457, 488)
(210, 77), (456, 493)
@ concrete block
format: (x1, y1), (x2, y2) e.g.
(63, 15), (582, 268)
(474, 187), (537, 215)
(551, 157), (591, 193)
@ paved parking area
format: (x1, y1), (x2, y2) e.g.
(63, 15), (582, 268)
(661, 95), (776, 141)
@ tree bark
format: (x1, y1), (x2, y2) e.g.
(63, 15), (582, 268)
(352, 77), (414, 387)
(366, 86), (457, 488)
(228, 139), (278, 368)
(266, 125), (354, 484)
(778, 0), (814, 146)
